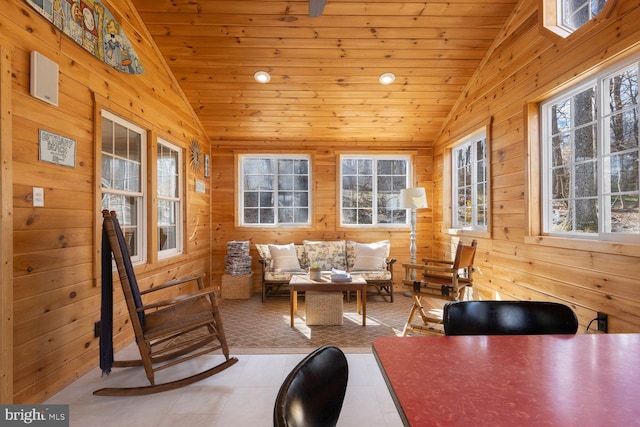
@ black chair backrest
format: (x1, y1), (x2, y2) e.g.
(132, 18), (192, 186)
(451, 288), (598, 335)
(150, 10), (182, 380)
(274, 345), (348, 427)
(443, 301), (579, 336)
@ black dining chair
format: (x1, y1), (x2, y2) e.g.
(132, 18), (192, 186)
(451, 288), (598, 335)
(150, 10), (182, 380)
(274, 345), (349, 427)
(443, 300), (579, 336)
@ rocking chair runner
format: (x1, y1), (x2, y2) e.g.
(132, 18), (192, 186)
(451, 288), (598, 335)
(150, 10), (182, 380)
(95, 210), (238, 396)
(401, 240), (477, 336)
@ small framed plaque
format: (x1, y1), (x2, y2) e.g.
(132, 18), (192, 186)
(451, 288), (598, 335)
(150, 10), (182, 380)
(195, 178), (206, 194)
(39, 129), (76, 168)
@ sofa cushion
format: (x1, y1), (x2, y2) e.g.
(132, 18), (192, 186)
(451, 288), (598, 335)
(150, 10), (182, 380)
(350, 240), (390, 271)
(296, 245), (309, 269)
(303, 240), (347, 271)
(264, 271), (297, 282)
(268, 243), (304, 272)
(350, 270), (392, 281)
(255, 244), (271, 266)
(346, 240), (390, 270)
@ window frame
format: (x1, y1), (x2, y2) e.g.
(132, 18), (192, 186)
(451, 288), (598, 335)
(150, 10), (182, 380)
(539, 57), (640, 243)
(237, 154), (312, 227)
(443, 121), (492, 239)
(156, 137), (183, 259)
(451, 129), (489, 232)
(540, 0), (616, 40)
(338, 154), (411, 228)
(100, 109), (147, 265)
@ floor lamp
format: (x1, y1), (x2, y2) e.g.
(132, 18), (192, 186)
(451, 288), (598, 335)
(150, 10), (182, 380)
(400, 187), (428, 281)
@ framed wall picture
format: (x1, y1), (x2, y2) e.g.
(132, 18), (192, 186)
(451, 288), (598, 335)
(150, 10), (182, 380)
(39, 129), (76, 168)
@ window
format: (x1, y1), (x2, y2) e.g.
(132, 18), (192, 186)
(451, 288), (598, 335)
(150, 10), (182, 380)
(101, 110), (146, 263)
(452, 131), (488, 231)
(157, 138), (183, 258)
(541, 58), (640, 241)
(340, 155), (409, 226)
(239, 155), (310, 226)
(560, 0), (607, 32)
(541, 0), (612, 39)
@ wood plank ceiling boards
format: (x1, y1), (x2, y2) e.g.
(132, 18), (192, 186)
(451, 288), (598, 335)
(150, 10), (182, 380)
(130, 0), (518, 144)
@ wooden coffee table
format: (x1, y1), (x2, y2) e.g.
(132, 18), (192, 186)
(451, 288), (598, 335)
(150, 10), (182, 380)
(289, 274), (367, 327)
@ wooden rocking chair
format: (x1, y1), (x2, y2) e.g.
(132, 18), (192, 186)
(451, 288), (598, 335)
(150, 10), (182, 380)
(401, 240), (477, 335)
(95, 210), (238, 396)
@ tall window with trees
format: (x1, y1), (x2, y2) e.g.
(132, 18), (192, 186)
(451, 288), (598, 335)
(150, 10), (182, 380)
(340, 155), (409, 226)
(541, 59), (639, 240)
(101, 110), (146, 263)
(157, 138), (182, 258)
(239, 155), (310, 226)
(452, 131), (488, 231)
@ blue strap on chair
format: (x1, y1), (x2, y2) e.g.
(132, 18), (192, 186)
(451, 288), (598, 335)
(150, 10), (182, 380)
(100, 224), (114, 376)
(100, 214), (146, 375)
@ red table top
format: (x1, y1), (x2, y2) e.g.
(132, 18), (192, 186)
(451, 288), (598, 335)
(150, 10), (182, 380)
(372, 334), (640, 426)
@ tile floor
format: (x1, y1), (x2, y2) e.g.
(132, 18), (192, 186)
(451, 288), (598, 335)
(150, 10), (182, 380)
(44, 344), (404, 427)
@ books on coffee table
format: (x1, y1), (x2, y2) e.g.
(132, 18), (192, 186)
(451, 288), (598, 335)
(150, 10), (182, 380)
(330, 268), (351, 282)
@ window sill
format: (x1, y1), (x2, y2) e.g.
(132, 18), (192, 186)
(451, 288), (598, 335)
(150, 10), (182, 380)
(447, 228), (491, 239)
(524, 235), (640, 257)
(236, 224), (313, 231)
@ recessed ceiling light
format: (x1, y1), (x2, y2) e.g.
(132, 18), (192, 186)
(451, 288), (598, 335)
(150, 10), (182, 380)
(379, 72), (396, 85)
(254, 71), (271, 83)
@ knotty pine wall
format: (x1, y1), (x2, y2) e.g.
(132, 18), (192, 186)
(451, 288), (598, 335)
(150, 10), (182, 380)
(2, 0), (212, 403)
(432, 0), (640, 332)
(210, 144), (434, 292)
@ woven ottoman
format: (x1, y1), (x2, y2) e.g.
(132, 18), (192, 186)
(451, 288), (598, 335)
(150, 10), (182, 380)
(221, 273), (253, 299)
(305, 291), (344, 325)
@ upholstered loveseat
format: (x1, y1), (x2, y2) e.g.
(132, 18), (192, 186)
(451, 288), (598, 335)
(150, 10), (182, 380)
(255, 240), (396, 302)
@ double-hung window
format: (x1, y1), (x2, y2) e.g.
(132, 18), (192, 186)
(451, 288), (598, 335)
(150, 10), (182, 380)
(541, 58), (640, 240)
(340, 155), (410, 226)
(239, 155), (310, 226)
(452, 131), (488, 231)
(157, 138), (183, 258)
(101, 110), (146, 263)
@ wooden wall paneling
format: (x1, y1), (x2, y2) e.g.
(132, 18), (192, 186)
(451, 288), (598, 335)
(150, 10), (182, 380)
(490, 250), (640, 304)
(1, 43), (14, 403)
(210, 143), (433, 292)
(13, 331), (99, 404)
(433, 0), (640, 332)
(493, 240), (640, 279)
(2, 0), (214, 403)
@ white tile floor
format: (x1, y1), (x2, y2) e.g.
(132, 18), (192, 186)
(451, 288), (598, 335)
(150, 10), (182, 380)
(44, 344), (404, 427)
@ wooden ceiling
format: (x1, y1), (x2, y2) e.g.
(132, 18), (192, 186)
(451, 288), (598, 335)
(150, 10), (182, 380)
(130, 0), (519, 144)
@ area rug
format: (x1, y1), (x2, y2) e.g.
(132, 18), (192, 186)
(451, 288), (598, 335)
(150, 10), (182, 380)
(218, 293), (414, 352)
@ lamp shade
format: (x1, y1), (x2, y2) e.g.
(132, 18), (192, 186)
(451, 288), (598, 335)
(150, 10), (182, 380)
(400, 187), (428, 209)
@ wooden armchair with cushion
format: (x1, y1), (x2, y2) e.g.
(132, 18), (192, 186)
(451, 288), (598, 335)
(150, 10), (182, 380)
(401, 239), (477, 335)
(95, 210), (238, 396)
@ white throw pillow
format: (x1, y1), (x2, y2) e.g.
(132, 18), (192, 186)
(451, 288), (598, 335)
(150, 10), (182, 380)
(351, 240), (390, 271)
(268, 243), (303, 272)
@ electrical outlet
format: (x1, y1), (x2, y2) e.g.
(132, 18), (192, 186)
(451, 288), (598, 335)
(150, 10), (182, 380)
(597, 312), (608, 333)
(94, 321), (101, 338)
